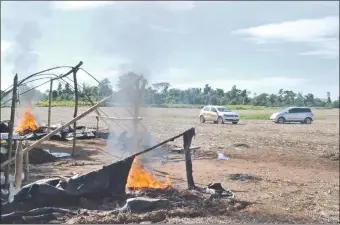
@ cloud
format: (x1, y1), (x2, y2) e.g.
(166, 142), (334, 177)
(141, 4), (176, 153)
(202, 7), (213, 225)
(299, 37), (339, 58)
(233, 16), (339, 58)
(156, 1), (195, 12)
(149, 24), (173, 33)
(1, 40), (12, 53)
(52, 1), (115, 11)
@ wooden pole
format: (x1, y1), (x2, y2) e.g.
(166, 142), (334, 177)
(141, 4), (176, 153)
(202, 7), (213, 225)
(95, 116), (99, 138)
(131, 79), (141, 153)
(1, 77), (143, 169)
(14, 141), (23, 188)
(93, 116), (142, 120)
(72, 68), (79, 157)
(131, 78), (146, 153)
(47, 79), (53, 133)
(23, 142), (29, 182)
(4, 74), (18, 187)
(183, 128), (196, 189)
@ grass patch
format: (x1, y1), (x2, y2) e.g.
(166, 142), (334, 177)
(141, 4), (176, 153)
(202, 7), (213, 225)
(226, 105), (278, 110)
(314, 115), (326, 120)
(240, 113), (327, 121)
(37, 100), (101, 107)
(240, 113), (271, 120)
(37, 100), (100, 107)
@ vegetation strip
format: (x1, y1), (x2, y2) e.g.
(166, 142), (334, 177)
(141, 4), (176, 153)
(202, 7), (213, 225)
(3, 73), (338, 109)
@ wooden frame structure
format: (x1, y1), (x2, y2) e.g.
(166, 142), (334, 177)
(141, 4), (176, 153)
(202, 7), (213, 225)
(1, 62), (197, 191)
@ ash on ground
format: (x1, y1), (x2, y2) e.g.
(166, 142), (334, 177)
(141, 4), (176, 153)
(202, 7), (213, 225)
(64, 187), (250, 224)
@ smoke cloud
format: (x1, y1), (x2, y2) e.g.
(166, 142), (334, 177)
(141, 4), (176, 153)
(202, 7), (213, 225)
(2, 2), (52, 107)
(3, 1), (52, 75)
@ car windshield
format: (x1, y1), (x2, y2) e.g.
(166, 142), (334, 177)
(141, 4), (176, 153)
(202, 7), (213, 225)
(217, 107), (230, 112)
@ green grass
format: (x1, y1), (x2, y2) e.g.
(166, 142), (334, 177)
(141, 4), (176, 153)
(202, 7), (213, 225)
(240, 113), (271, 120)
(226, 105), (278, 110)
(37, 100), (100, 107)
(35, 101), (337, 112)
(240, 113), (327, 120)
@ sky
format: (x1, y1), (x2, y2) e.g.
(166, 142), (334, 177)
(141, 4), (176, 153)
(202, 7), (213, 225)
(1, 1), (339, 99)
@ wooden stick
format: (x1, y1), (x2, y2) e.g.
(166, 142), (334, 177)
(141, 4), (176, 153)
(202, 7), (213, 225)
(95, 116), (99, 138)
(183, 128), (196, 190)
(72, 68), (79, 157)
(23, 142), (29, 182)
(1, 77), (143, 169)
(134, 127), (195, 158)
(93, 116), (142, 121)
(162, 157), (214, 163)
(4, 74), (18, 187)
(84, 94), (110, 129)
(47, 79), (53, 134)
(131, 79), (141, 154)
(14, 141), (23, 188)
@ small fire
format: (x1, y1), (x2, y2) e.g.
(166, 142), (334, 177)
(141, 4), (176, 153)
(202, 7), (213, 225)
(16, 108), (39, 135)
(126, 157), (171, 190)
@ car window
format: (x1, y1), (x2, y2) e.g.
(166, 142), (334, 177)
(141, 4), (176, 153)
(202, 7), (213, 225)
(217, 107), (230, 112)
(211, 107), (217, 112)
(203, 107), (210, 112)
(289, 108), (298, 113)
(301, 108), (311, 113)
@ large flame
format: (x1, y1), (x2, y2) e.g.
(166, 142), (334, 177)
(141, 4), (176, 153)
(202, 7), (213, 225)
(126, 157), (171, 190)
(16, 108), (39, 135)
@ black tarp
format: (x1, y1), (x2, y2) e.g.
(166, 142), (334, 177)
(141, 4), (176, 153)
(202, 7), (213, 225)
(11, 156), (135, 208)
(64, 155), (135, 198)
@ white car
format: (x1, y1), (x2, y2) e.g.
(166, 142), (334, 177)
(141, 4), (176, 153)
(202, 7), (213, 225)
(270, 107), (314, 124)
(199, 105), (240, 124)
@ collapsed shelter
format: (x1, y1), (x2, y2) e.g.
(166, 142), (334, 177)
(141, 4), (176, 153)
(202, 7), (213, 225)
(0, 62), (238, 224)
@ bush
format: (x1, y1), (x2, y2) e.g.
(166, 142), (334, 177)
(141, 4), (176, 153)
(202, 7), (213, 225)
(37, 100), (100, 107)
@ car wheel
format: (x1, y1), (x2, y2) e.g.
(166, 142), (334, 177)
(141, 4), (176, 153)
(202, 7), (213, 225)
(200, 116), (205, 123)
(304, 117), (312, 124)
(217, 116), (224, 124)
(232, 122), (238, 124)
(277, 117), (285, 124)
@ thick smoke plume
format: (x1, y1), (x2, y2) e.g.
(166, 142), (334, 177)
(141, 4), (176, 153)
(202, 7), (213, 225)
(104, 72), (170, 170)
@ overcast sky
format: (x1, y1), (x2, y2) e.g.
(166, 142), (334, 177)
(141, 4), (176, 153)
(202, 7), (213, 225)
(1, 1), (339, 99)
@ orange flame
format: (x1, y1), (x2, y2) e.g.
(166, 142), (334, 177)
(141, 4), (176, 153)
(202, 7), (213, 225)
(16, 108), (39, 135)
(126, 157), (171, 190)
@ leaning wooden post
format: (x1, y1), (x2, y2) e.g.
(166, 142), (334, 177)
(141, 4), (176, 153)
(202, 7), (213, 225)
(4, 74), (18, 187)
(183, 127), (196, 190)
(47, 78), (53, 133)
(14, 141), (23, 188)
(72, 68), (79, 157)
(23, 142), (29, 182)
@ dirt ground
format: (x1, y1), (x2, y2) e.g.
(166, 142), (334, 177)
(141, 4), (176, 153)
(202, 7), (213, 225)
(1, 107), (339, 223)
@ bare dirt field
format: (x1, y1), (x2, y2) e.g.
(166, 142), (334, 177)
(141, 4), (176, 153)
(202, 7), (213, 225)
(1, 107), (339, 223)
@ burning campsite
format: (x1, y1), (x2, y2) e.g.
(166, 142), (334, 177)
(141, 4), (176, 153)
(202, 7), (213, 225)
(0, 63), (244, 224)
(1, 62), (339, 224)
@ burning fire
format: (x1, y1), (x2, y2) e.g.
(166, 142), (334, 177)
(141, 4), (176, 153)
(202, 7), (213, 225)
(126, 157), (171, 190)
(16, 108), (39, 135)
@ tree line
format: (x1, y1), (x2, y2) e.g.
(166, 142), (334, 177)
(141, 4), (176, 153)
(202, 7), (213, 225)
(39, 72), (339, 108)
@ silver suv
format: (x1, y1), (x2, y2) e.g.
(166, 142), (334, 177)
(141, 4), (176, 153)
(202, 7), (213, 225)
(270, 107), (314, 124)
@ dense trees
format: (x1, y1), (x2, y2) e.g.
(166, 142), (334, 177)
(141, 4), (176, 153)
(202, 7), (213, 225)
(40, 74), (339, 108)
